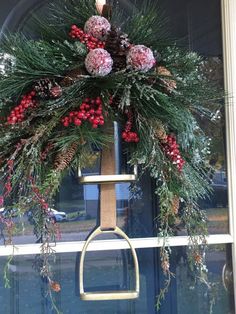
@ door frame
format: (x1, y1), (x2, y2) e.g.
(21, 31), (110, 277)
(0, 0), (235, 309)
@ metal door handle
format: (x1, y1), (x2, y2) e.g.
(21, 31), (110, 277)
(222, 263), (234, 293)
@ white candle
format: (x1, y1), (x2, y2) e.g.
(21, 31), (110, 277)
(96, 0), (106, 15)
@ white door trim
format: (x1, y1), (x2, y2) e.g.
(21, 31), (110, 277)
(0, 234), (232, 256)
(221, 0), (236, 310)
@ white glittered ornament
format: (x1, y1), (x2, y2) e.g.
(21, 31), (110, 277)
(85, 48), (113, 77)
(127, 45), (156, 72)
(84, 15), (111, 41)
(0, 53), (16, 76)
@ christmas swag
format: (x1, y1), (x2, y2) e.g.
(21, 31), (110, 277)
(0, 0), (222, 311)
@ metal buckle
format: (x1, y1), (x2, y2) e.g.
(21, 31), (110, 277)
(79, 226), (140, 301)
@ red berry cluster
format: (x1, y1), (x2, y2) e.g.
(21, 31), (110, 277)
(7, 91), (37, 125)
(4, 159), (14, 197)
(0, 216), (14, 231)
(53, 222), (62, 241)
(0, 215), (14, 245)
(162, 135), (185, 171)
(4, 141), (25, 197)
(30, 177), (49, 211)
(122, 111), (139, 143)
(61, 97), (105, 129)
(40, 143), (54, 161)
(69, 25), (105, 50)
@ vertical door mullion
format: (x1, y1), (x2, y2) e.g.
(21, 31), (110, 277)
(221, 0), (236, 310)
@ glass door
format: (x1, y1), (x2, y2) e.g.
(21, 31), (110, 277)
(0, 0), (235, 313)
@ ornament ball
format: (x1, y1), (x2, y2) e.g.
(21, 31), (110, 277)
(127, 45), (156, 72)
(84, 15), (111, 41)
(85, 48), (113, 77)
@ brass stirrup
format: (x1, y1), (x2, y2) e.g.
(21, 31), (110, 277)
(79, 226), (140, 301)
(79, 124), (140, 301)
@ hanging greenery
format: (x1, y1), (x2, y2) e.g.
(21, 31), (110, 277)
(0, 0), (222, 312)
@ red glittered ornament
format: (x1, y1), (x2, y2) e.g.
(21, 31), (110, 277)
(127, 45), (156, 72)
(84, 15), (111, 41)
(85, 48), (113, 77)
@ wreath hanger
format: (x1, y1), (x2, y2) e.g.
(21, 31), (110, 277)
(79, 123), (140, 301)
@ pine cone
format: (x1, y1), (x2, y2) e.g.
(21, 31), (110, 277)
(193, 252), (202, 264)
(157, 66), (171, 77)
(157, 66), (177, 93)
(34, 79), (62, 99)
(61, 68), (86, 87)
(50, 85), (62, 98)
(171, 195), (180, 215)
(54, 142), (78, 172)
(105, 26), (131, 71)
(110, 95), (121, 108)
(155, 123), (167, 142)
(50, 281), (61, 293)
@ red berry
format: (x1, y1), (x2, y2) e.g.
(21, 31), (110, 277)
(74, 118), (82, 126)
(122, 132), (127, 139)
(77, 112), (84, 119)
(11, 116), (17, 123)
(93, 118), (99, 125)
(96, 98), (102, 105)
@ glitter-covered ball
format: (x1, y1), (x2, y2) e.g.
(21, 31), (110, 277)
(85, 48), (113, 77)
(0, 53), (16, 76)
(84, 15), (111, 41)
(127, 45), (156, 72)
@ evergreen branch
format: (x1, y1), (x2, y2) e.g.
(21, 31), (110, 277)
(0, 34), (87, 98)
(119, 0), (170, 49)
(30, 0), (98, 41)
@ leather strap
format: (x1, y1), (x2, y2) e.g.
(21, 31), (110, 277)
(102, 4), (112, 19)
(100, 143), (117, 230)
(98, 4), (116, 230)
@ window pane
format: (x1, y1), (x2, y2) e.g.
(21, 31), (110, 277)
(159, 0), (228, 235)
(0, 0), (228, 246)
(0, 244), (234, 313)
